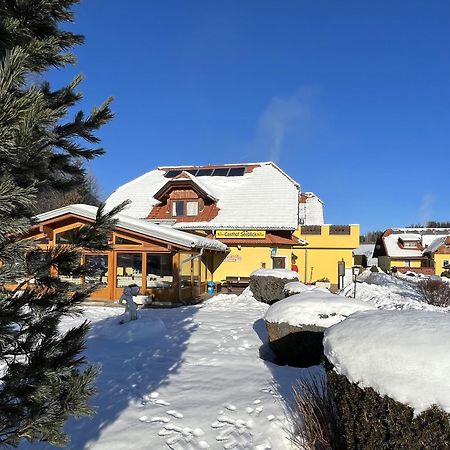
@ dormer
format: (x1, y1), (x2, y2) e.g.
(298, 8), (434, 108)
(397, 234), (422, 250)
(148, 172), (219, 222)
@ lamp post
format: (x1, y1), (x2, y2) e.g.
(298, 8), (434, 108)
(352, 266), (360, 298)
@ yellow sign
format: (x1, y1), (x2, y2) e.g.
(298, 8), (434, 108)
(216, 230), (266, 239)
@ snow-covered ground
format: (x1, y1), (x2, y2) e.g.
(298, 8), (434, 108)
(343, 271), (450, 312)
(21, 292), (315, 450)
(18, 269), (450, 449)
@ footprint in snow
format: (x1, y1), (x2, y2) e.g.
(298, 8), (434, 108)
(139, 415), (170, 424)
(214, 417), (254, 449)
(166, 410), (184, 419)
(225, 404), (237, 411)
(160, 425), (210, 450)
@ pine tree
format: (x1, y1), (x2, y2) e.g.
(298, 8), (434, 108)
(0, 1), (123, 446)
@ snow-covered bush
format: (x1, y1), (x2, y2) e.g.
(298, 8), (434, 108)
(250, 269), (299, 304)
(264, 291), (374, 367)
(418, 279), (450, 307)
(324, 310), (450, 449)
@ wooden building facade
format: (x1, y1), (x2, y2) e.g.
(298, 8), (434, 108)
(29, 205), (227, 303)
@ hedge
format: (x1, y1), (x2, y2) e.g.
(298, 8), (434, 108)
(326, 364), (450, 450)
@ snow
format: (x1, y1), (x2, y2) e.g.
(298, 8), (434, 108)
(324, 309), (450, 414)
(33, 204), (227, 252)
(283, 281), (310, 295)
(382, 233), (423, 258)
(105, 163), (300, 230)
(20, 292), (313, 450)
(345, 269), (450, 311)
(251, 269), (299, 280)
(264, 290), (375, 328)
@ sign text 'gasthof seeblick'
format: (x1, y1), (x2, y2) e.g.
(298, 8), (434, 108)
(216, 230), (266, 239)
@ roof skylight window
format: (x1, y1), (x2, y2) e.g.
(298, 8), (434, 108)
(212, 168), (229, 176)
(196, 169), (214, 177)
(228, 167), (245, 176)
(164, 166), (246, 178)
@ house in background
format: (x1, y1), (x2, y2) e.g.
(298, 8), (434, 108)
(373, 228), (450, 275)
(106, 162), (359, 290)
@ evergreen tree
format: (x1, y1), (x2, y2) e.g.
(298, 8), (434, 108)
(0, 1), (124, 446)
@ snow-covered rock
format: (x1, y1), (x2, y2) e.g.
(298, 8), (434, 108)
(324, 309), (450, 414)
(265, 290), (375, 328)
(264, 291), (374, 367)
(251, 269), (299, 279)
(283, 281), (309, 297)
(250, 269), (299, 304)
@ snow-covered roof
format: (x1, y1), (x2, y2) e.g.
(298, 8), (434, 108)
(299, 192), (324, 225)
(423, 235), (449, 255)
(33, 204), (228, 252)
(397, 233), (421, 241)
(105, 162), (300, 230)
(324, 309), (450, 414)
(265, 290), (375, 328)
(155, 172), (217, 202)
(383, 233), (423, 258)
(382, 228), (450, 258)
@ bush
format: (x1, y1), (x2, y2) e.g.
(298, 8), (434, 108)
(418, 279), (450, 307)
(326, 365), (450, 450)
(284, 373), (341, 450)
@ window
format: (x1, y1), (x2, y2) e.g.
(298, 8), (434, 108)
(116, 253), (142, 287)
(165, 170), (182, 178)
(186, 201), (198, 216)
(272, 257), (286, 269)
(443, 260), (449, 268)
(172, 201), (185, 216)
(85, 255), (108, 286)
(146, 254), (173, 288)
(115, 235), (141, 245)
(404, 260), (411, 267)
(56, 230), (75, 244)
(228, 167), (245, 176)
(212, 168), (229, 176)
(196, 168), (214, 177)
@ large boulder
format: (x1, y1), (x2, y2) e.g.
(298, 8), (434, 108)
(250, 268), (299, 304)
(264, 290), (375, 367)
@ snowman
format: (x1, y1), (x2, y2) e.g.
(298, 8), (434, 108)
(118, 283), (140, 324)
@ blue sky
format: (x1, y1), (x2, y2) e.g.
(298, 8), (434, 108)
(48, 1), (450, 233)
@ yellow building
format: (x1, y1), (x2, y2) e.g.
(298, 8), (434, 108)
(294, 224), (360, 286)
(104, 162), (359, 293)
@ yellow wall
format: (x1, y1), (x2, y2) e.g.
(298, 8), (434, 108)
(433, 254), (450, 275)
(293, 224), (360, 285)
(208, 224), (360, 286)
(390, 259), (422, 269)
(212, 245), (293, 281)
(294, 224), (360, 249)
(294, 248), (353, 285)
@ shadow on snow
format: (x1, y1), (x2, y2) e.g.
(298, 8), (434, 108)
(21, 305), (200, 450)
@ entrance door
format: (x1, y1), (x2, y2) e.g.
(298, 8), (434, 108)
(85, 254), (110, 300)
